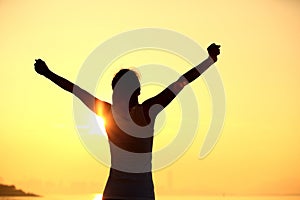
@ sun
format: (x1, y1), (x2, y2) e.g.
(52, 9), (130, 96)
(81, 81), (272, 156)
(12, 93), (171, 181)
(95, 115), (107, 137)
(93, 193), (103, 200)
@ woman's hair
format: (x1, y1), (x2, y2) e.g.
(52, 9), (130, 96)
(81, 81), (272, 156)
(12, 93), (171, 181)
(111, 69), (140, 90)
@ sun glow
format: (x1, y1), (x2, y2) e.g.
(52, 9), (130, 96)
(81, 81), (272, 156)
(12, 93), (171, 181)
(93, 193), (103, 200)
(96, 115), (107, 137)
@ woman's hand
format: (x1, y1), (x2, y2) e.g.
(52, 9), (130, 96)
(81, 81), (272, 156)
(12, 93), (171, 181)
(207, 43), (221, 62)
(34, 59), (50, 76)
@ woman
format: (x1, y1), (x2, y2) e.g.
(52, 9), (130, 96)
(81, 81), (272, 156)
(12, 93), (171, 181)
(34, 43), (220, 200)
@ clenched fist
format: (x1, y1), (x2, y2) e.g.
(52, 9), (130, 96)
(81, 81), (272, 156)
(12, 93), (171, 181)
(207, 43), (221, 62)
(34, 59), (50, 76)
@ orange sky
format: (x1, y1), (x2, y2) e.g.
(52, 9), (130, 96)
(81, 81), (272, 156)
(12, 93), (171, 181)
(0, 0), (300, 196)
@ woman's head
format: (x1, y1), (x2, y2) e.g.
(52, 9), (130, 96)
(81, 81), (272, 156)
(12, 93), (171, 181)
(112, 69), (140, 90)
(112, 69), (141, 107)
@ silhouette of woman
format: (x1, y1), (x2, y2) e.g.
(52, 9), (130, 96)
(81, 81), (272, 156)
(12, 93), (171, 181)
(34, 43), (220, 200)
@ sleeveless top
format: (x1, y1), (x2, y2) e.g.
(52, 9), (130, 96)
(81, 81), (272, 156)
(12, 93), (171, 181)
(103, 104), (155, 200)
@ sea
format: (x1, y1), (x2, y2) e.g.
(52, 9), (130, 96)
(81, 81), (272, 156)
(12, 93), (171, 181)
(0, 195), (300, 200)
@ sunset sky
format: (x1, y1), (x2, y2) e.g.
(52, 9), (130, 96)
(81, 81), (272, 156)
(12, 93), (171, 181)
(1, 0), (300, 196)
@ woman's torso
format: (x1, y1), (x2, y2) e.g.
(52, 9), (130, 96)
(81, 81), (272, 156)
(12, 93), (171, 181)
(103, 104), (156, 199)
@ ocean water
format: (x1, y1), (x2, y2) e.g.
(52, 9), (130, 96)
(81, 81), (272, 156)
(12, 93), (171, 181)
(0, 195), (300, 200)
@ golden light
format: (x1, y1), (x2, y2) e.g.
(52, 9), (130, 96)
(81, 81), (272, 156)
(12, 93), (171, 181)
(95, 115), (107, 137)
(93, 193), (103, 200)
(1, 0), (300, 196)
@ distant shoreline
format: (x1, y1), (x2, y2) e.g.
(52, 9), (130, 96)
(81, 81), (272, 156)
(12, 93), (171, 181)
(0, 184), (40, 197)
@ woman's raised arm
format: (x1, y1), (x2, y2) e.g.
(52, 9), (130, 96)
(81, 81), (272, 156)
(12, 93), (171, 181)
(142, 43), (220, 118)
(34, 59), (110, 117)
